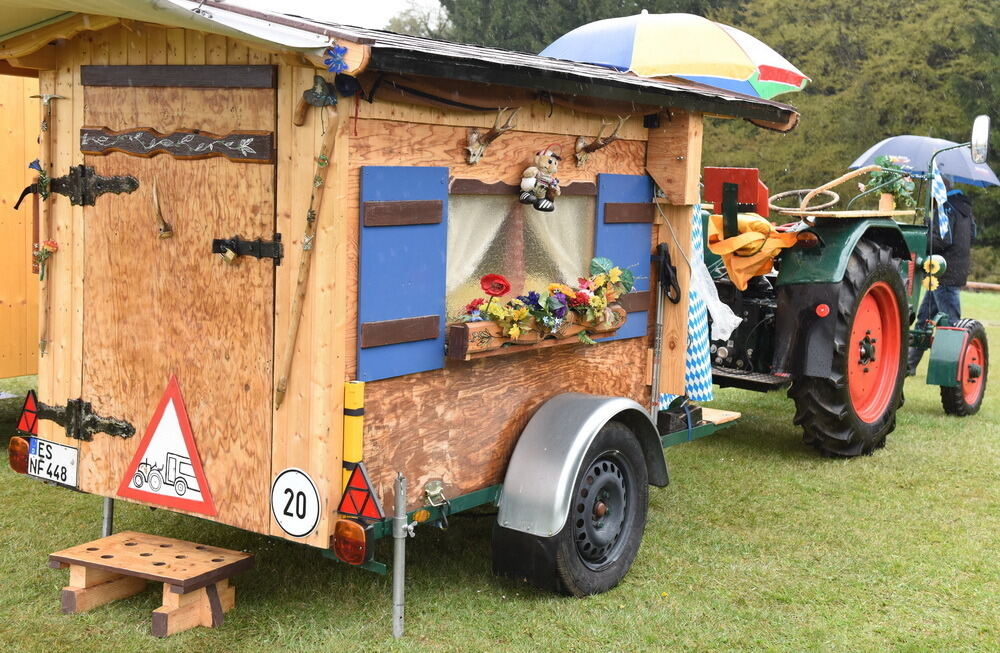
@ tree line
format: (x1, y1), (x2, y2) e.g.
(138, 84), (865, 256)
(386, 0), (1000, 266)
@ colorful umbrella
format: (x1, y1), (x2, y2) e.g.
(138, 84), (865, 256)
(850, 135), (1000, 187)
(539, 12), (810, 100)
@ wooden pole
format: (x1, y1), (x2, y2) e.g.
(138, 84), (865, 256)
(274, 104), (340, 408)
(34, 94), (62, 357)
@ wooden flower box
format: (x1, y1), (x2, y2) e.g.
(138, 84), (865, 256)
(446, 304), (628, 361)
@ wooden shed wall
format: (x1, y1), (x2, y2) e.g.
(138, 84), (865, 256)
(35, 23), (347, 548)
(345, 103), (694, 509)
(0, 74), (39, 379)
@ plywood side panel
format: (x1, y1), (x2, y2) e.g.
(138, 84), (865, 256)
(355, 97), (648, 140)
(364, 338), (651, 509)
(0, 74), (39, 379)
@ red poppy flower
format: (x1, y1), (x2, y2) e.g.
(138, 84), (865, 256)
(480, 274), (511, 297)
(465, 297), (485, 314)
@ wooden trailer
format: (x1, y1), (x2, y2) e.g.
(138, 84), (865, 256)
(1, 2), (798, 636)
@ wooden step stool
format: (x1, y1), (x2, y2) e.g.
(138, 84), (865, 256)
(49, 531), (254, 637)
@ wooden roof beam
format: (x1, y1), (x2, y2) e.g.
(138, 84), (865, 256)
(0, 14), (119, 60)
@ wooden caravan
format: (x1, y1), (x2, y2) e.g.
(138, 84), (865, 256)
(1, 1), (798, 622)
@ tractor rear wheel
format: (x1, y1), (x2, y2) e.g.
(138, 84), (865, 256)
(789, 240), (907, 456)
(941, 318), (988, 416)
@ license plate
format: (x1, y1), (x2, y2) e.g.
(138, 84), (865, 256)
(27, 438), (78, 488)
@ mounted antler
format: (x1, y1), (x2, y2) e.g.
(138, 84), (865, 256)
(466, 107), (520, 164)
(575, 115), (629, 166)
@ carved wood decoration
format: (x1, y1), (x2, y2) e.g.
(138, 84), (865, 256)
(80, 127), (275, 164)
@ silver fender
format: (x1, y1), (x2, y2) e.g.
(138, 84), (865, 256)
(497, 393), (668, 538)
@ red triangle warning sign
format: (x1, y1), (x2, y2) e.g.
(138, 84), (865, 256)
(117, 376), (216, 516)
(337, 463), (385, 521)
(15, 390), (39, 436)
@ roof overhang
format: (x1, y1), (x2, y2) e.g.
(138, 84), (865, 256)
(0, 0), (799, 131)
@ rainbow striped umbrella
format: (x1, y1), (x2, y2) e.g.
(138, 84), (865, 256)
(540, 12), (810, 100)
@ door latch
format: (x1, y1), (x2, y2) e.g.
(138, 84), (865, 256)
(211, 234), (283, 265)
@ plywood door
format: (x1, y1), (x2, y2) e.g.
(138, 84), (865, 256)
(81, 85), (275, 533)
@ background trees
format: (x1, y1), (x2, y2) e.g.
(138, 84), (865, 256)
(386, 0), (1000, 277)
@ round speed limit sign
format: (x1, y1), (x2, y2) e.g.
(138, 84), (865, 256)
(270, 468), (320, 537)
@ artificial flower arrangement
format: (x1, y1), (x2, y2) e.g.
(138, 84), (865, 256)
(451, 257), (635, 357)
(859, 154), (916, 208)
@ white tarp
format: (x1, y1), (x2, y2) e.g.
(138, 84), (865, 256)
(0, 1), (332, 51)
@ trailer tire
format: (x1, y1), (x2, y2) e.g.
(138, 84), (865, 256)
(174, 477), (188, 496)
(553, 421), (648, 596)
(941, 318), (988, 416)
(789, 240), (907, 457)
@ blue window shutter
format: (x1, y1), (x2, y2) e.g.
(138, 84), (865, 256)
(358, 166), (449, 381)
(595, 173), (653, 341)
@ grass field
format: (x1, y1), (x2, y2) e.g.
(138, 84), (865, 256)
(0, 293), (997, 652)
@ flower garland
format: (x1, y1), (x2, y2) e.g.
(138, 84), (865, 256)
(460, 257), (635, 343)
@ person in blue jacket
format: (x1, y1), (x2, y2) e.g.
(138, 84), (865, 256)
(907, 185), (976, 375)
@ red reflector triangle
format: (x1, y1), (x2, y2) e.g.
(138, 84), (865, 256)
(16, 390), (39, 436)
(337, 463), (385, 520)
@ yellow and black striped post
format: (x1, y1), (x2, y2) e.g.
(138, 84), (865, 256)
(343, 381), (365, 489)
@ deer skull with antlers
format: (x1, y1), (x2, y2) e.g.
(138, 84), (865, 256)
(574, 115), (629, 167)
(466, 107), (520, 164)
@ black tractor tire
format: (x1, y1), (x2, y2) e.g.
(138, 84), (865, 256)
(788, 240), (908, 457)
(553, 421), (648, 596)
(941, 318), (989, 416)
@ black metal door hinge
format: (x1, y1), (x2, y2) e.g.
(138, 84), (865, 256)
(37, 397), (135, 442)
(14, 164), (139, 209)
(212, 234), (283, 265)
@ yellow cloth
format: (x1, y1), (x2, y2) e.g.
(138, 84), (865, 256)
(707, 213), (798, 290)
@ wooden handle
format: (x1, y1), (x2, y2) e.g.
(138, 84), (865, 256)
(799, 165), (882, 209)
(292, 98), (310, 127)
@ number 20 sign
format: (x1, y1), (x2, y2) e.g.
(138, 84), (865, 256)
(270, 468), (321, 537)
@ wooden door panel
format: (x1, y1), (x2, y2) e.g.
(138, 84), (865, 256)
(81, 85), (275, 533)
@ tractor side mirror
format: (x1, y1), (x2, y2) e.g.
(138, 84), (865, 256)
(970, 115), (990, 164)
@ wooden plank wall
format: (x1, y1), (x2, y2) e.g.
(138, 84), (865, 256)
(0, 74), (39, 379)
(35, 22), (345, 548)
(346, 105), (662, 509)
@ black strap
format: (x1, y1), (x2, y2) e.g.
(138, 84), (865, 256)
(652, 243), (682, 305)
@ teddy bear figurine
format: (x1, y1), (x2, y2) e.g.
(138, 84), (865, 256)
(519, 147), (561, 212)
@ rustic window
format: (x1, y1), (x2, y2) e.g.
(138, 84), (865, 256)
(446, 194), (596, 318)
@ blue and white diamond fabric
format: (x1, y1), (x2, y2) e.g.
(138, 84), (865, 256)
(658, 202), (714, 409)
(931, 160), (950, 241)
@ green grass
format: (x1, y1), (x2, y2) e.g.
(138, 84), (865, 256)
(1, 293), (998, 652)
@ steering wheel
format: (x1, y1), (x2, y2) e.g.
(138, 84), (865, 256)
(769, 189), (839, 213)
(769, 165), (883, 214)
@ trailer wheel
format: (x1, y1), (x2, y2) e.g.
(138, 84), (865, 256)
(174, 477), (188, 496)
(553, 421), (648, 596)
(789, 240), (907, 456)
(941, 318), (988, 416)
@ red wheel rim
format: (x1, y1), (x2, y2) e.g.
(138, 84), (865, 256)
(848, 281), (902, 423)
(960, 337), (986, 405)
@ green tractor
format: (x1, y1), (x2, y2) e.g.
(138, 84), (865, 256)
(702, 117), (991, 456)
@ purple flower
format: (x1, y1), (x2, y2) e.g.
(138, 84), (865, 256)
(323, 44), (349, 73)
(517, 291), (542, 310)
(552, 292), (568, 318)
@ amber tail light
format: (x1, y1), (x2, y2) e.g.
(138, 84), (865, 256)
(8, 436), (29, 474)
(333, 518), (373, 566)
